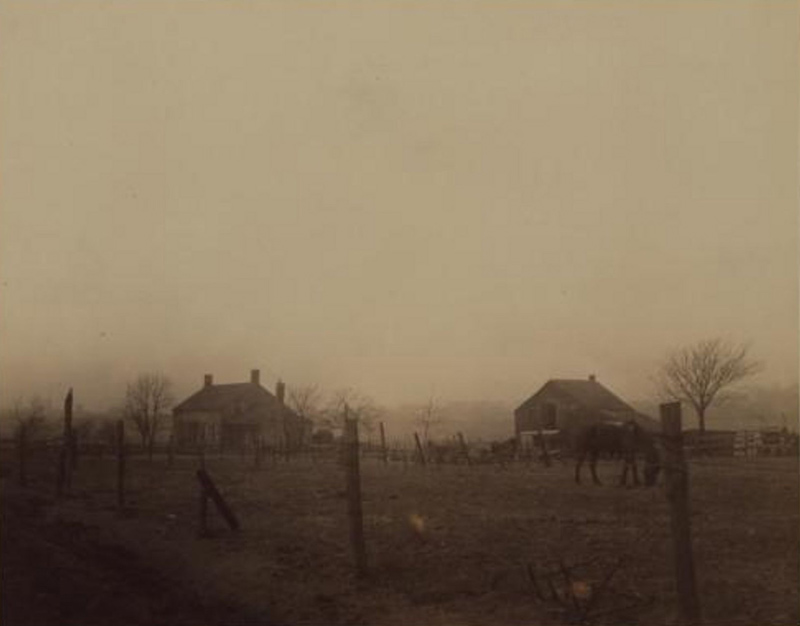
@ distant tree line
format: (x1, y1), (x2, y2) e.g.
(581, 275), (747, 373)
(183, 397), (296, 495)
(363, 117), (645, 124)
(0, 336), (771, 448)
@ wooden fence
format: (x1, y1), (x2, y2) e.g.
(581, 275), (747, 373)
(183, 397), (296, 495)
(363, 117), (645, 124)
(683, 429), (798, 457)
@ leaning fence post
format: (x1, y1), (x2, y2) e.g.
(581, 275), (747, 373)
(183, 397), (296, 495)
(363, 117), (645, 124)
(116, 420), (126, 510)
(344, 412), (367, 577)
(17, 424), (27, 487)
(413, 432), (427, 467)
(196, 468), (240, 531)
(661, 402), (701, 624)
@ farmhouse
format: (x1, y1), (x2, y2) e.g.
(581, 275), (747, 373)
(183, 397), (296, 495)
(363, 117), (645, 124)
(172, 369), (311, 451)
(514, 375), (658, 447)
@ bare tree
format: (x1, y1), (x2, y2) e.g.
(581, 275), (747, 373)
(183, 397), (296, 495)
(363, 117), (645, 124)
(124, 373), (174, 460)
(9, 395), (50, 440)
(325, 387), (382, 438)
(658, 338), (762, 433)
(287, 384), (323, 425)
(414, 396), (443, 446)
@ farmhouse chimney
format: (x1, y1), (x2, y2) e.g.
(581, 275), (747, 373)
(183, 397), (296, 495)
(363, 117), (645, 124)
(589, 374), (596, 382)
(204, 374), (213, 388)
(275, 380), (285, 404)
(251, 369), (261, 385)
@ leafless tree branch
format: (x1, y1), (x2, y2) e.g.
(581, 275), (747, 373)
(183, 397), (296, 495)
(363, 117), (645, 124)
(287, 384), (323, 425)
(414, 396), (444, 446)
(324, 387), (382, 436)
(124, 373), (174, 458)
(657, 338), (761, 432)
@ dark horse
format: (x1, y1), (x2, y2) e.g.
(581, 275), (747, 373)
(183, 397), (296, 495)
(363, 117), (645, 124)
(574, 420), (660, 487)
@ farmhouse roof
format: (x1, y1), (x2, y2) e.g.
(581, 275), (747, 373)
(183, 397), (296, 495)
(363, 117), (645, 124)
(173, 382), (291, 415)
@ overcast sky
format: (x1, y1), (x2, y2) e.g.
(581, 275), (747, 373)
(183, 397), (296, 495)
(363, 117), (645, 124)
(1, 1), (797, 411)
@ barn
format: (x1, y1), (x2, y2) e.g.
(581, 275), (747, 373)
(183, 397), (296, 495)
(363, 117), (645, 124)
(172, 369), (311, 451)
(514, 375), (659, 449)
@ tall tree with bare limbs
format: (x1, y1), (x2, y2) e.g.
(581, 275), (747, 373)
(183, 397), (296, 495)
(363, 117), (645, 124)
(287, 384), (323, 426)
(325, 387), (382, 438)
(124, 373), (174, 460)
(9, 395), (50, 440)
(414, 396), (443, 446)
(658, 338), (761, 433)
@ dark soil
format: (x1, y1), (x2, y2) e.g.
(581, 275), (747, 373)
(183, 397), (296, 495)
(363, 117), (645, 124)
(1, 449), (797, 626)
(0, 487), (273, 626)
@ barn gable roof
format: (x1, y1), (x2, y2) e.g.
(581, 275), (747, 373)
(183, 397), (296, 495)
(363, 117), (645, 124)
(516, 379), (631, 412)
(548, 379), (633, 411)
(515, 378), (660, 431)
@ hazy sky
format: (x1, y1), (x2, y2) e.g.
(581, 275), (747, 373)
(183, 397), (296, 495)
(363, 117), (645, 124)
(1, 1), (797, 411)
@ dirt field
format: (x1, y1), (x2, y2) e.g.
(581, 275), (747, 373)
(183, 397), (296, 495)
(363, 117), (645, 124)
(2, 448), (798, 625)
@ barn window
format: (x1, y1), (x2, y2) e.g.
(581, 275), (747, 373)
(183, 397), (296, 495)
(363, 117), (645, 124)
(542, 403), (558, 429)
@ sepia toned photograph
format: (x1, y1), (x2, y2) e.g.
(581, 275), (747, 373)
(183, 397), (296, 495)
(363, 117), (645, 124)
(0, 2), (797, 625)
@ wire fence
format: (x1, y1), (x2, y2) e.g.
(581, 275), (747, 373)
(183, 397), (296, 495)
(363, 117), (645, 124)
(3, 414), (798, 626)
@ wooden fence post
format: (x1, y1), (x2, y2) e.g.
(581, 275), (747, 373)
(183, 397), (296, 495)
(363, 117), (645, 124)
(661, 402), (701, 624)
(56, 446), (67, 496)
(199, 482), (209, 536)
(70, 430), (79, 472)
(116, 420), (126, 510)
(344, 414), (367, 577)
(457, 432), (472, 466)
(413, 432), (427, 467)
(18, 424), (27, 487)
(282, 413), (291, 462)
(379, 422), (388, 465)
(198, 430), (206, 470)
(254, 435), (262, 469)
(63, 388), (74, 490)
(538, 429), (551, 467)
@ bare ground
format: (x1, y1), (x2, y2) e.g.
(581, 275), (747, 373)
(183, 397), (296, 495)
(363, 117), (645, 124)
(1, 450), (797, 625)
(0, 485), (271, 625)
